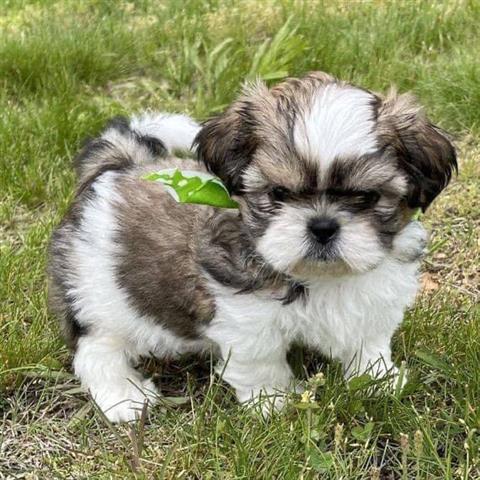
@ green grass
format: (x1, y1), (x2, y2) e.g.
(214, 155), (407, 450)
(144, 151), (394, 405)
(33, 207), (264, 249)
(1, 0), (479, 478)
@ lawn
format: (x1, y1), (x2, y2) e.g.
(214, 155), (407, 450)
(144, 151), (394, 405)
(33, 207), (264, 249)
(0, 1), (479, 478)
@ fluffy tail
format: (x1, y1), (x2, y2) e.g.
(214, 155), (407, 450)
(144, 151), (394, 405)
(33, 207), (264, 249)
(74, 112), (200, 189)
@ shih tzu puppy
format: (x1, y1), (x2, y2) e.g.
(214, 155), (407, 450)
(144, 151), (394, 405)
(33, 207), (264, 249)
(48, 72), (456, 422)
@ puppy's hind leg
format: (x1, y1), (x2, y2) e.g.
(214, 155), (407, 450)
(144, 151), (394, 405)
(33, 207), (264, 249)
(73, 334), (158, 423)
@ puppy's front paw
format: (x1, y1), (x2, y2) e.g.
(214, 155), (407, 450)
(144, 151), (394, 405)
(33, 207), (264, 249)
(92, 378), (158, 423)
(392, 221), (428, 263)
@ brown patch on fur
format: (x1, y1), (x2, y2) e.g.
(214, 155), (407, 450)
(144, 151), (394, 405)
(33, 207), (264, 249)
(115, 160), (217, 339)
(194, 82), (271, 194)
(377, 89), (457, 211)
(197, 209), (290, 294)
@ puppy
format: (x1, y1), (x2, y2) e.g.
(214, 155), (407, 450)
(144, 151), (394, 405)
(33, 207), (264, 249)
(48, 72), (456, 422)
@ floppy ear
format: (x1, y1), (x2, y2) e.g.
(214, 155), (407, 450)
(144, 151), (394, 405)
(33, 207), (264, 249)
(377, 90), (457, 211)
(194, 82), (269, 194)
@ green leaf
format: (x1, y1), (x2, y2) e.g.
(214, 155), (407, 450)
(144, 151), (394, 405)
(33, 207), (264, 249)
(347, 399), (365, 415)
(309, 449), (335, 473)
(142, 169), (239, 209)
(160, 396), (190, 406)
(351, 422), (374, 442)
(348, 373), (373, 392)
(68, 403), (93, 428)
(415, 349), (453, 375)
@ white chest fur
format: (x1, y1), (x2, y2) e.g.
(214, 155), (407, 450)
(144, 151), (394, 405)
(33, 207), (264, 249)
(282, 257), (420, 359)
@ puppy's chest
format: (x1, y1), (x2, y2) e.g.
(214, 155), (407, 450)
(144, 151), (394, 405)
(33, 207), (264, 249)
(281, 259), (420, 340)
(208, 258), (420, 348)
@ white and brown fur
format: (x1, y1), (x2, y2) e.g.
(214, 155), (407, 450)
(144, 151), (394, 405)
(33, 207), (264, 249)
(48, 72), (456, 422)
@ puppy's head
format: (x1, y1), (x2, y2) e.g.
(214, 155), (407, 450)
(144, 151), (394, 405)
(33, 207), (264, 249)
(195, 72), (456, 278)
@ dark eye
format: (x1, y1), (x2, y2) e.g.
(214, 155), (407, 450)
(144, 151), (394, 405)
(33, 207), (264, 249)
(357, 191), (380, 205)
(327, 188), (380, 205)
(271, 186), (291, 202)
(327, 188), (381, 209)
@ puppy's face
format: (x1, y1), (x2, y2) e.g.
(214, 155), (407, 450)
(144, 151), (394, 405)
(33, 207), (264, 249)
(195, 72), (456, 278)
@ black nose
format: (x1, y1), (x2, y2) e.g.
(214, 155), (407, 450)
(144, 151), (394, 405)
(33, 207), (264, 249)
(309, 218), (339, 245)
